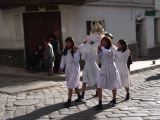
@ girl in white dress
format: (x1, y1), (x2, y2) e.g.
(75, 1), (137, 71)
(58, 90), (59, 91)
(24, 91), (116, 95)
(60, 37), (81, 108)
(96, 37), (122, 109)
(81, 42), (100, 99)
(115, 39), (131, 100)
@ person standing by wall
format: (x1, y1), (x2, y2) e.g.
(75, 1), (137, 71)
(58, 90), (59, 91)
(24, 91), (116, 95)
(50, 35), (61, 73)
(43, 38), (54, 75)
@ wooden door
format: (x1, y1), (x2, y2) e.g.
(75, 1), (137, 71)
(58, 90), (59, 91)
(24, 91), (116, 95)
(23, 11), (62, 68)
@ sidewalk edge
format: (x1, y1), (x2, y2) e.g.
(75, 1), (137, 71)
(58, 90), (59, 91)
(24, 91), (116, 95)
(0, 65), (160, 79)
(130, 65), (160, 74)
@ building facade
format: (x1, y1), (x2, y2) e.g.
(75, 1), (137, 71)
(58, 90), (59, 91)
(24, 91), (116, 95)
(0, 0), (159, 67)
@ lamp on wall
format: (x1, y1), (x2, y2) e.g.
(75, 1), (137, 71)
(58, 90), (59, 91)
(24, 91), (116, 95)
(136, 14), (143, 21)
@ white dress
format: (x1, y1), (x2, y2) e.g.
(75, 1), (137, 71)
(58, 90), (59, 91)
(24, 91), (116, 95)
(82, 52), (100, 86)
(115, 50), (130, 87)
(60, 50), (80, 89)
(97, 47), (122, 90)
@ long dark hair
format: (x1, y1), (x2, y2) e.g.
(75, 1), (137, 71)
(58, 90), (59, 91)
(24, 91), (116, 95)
(101, 36), (112, 49)
(62, 37), (76, 57)
(117, 39), (128, 52)
(49, 34), (56, 40)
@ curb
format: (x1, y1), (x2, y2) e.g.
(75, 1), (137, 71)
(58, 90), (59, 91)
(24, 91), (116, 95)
(130, 64), (160, 74)
(0, 65), (159, 94)
(0, 73), (66, 81)
(0, 65), (160, 80)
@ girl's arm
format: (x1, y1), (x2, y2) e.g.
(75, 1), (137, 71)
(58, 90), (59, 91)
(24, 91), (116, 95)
(115, 50), (130, 62)
(60, 56), (65, 69)
(96, 46), (103, 61)
(97, 52), (102, 62)
(73, 51), (80, 62)
(81, 53), (87, 61)
(123, 50), (130, 63)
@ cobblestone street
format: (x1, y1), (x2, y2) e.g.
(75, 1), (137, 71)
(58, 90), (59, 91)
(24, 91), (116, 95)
(0, 68), (160, 120)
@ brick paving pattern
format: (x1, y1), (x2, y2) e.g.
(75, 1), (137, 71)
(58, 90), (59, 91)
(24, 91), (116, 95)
(0, 68), (160, 120)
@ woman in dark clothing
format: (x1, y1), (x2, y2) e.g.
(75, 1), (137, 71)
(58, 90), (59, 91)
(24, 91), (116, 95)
(35, 44), (44, 71)
(28, 43), (44, 72)
(127, 51), (133, 71)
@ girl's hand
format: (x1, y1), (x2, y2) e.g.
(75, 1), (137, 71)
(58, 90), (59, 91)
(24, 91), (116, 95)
(90, 41), (95, 45)
(97, 46), (102, 53)
(83, 41), (87, 44)
(128, 49), (131, 55)
(72, 47), (77, 53)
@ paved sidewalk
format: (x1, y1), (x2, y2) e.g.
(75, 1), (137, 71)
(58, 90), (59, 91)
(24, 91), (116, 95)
(0, 68), (160, 120)
(0, 59), (159, 94)
(130, 59), (160, 74)
(0, 66), (65, 80)
(0, 58), (160, 78)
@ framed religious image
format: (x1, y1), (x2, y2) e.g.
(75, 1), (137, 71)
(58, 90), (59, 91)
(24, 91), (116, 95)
(86, 20), (105, 35)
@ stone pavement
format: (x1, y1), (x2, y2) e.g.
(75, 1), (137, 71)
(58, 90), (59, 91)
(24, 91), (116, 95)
(0, 76), (58, 94)
(130, 59), (160, 74)
(0, 58), (160, 78)
(0, 68), (160, 120)
(0, 59), (160, 94)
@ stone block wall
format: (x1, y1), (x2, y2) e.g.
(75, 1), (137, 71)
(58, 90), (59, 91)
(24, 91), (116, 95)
(0, 49), (25, 67)
(148, 45), (160, 59)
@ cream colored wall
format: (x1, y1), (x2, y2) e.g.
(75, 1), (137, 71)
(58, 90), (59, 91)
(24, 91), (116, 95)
(0, 7), (25, 49)
(60, 5), (137, 45)
(60, 5), (157, 58)
(0, 4), (156, 52)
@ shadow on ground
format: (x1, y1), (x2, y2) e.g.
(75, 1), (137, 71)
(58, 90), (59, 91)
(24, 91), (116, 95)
(61, 104), (112, 120)
(0, 76), (40, 88)
(7, 101), (113, 120)
(145, 74), (160, 81)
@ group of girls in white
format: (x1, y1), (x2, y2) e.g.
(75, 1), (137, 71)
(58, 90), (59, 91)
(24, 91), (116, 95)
(60, 36), (131, 110)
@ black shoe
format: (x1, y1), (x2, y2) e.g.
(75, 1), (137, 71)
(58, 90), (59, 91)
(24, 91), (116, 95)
(95, 103), (103, 110)
(64, 101), (72, 108)
(109, 99), (114, 103)
(110, 98), (116, 103)
(95, 100), (103, 110)
(81, 95), (84, 99)
(74, 96), (82, 102)
(112, 99), (116, 107)
(81, 92), (85, 99)
(93, 93), (98, 98)
(125, 93), (130, 101)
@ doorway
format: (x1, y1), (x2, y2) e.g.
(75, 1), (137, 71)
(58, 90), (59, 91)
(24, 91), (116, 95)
(23, 11), (62, 68)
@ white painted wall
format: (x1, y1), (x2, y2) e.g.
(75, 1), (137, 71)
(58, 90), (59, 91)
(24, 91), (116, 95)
(145, 16), (155, 49)
(60, 5), (137, 46)
(0, 4), (156, 53)
(0, 7), (25, 49)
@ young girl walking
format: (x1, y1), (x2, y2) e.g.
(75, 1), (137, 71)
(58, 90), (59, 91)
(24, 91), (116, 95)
(81, 42), (100, 99)
(96, 37), (122, 109)
(115, 39), (131, 100)
(60, 37), (82, 108)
